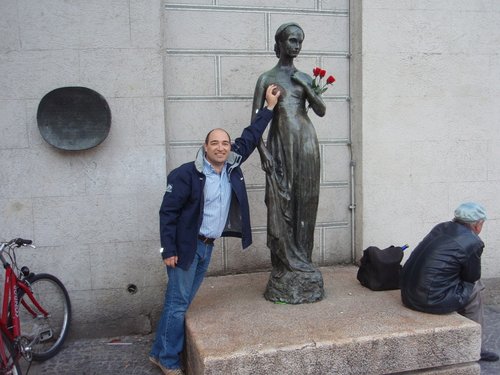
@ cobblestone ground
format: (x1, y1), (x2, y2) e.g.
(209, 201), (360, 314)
(20, 334), (156, 375)
(19, 305), (500, 374)
(481, 304), (500, 375)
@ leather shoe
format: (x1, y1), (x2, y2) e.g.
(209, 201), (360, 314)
(480, 350), (499, 362)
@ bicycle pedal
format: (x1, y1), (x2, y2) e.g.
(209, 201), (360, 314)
(39, 329), (53, 342)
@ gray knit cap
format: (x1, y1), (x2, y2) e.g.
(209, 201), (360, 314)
(454, 202), (487, 223)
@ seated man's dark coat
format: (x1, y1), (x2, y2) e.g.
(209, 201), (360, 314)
(400, 221), (483, 314)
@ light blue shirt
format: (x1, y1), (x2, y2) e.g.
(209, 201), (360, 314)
(199, 158), (232, 239)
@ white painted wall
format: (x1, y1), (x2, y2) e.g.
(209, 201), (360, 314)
(356, 0), (500, 278)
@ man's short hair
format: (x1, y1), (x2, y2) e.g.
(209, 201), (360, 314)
(454, 202), (487, 223)
(204, 128), (231, 145)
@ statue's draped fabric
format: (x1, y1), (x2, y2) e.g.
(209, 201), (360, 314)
(266, 84), (320, 274)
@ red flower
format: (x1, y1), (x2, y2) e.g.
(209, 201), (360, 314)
(309, 67), (336, 109)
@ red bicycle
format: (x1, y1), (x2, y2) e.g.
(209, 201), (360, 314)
(0, 238), (71, 374)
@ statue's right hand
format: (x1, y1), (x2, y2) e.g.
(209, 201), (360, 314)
(291, 71), (308, 87)
(258, 146), (274, 174)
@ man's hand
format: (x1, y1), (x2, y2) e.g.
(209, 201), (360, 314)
(265, 84), (281, 110)
(164, 256), (178, 268)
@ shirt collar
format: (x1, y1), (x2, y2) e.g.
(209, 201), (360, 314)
(203, 157), (226, 176)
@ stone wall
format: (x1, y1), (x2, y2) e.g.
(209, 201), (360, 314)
(163, 0), (352, 274)
(355, 0), (500, 278)
(1, 0), (499, 337)
(0, 0), (166, 337)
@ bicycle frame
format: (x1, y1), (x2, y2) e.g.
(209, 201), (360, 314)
(0, 331), (11, 364)
(0, 252), (49, 353)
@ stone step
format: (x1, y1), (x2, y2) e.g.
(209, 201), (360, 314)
(185, 266), (481, 374)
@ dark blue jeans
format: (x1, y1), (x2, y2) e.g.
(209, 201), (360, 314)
(150, 240), (213, 369)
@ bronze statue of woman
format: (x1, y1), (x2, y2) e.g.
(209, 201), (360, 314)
(251, 23), (325, 303)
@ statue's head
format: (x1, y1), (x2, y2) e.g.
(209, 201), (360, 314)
(274, 22), (305, 58)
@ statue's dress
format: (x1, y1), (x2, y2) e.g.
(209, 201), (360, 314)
(264, 71), (320, 273)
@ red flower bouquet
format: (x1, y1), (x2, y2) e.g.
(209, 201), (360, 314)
(311, 67), (335, 95)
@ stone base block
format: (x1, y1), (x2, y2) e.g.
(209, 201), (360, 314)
(264, 267), (324, 304)
(185, 266), (481, 375)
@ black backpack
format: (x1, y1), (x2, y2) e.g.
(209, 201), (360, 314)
(357, 246), (405, 291)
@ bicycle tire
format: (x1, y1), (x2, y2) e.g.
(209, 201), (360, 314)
(17, 273), (71, 361)
(0, 331), (21, 375)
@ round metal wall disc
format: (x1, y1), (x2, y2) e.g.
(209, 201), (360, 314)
(37, 87), (111, 151)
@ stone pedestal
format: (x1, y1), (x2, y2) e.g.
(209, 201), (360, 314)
(264, 267), (324, 304)
(185, 267), (481, 375)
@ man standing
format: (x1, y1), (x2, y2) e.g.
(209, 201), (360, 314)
(400, 202), (498, 362)
(149, 85), (280, 374)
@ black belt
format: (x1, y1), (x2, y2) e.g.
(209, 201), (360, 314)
(198, 234), (215, 245)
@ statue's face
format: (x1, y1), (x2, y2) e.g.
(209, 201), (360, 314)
(281, 27), (303, 58)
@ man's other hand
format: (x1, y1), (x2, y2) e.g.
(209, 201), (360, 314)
(164, 256), (178, 268)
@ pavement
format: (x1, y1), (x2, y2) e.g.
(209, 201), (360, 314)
(18, 303), (500, 374)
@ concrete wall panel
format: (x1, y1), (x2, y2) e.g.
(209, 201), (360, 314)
(0, 100), (29, 149)
(165, 11), (266, 50)
(247, 189), (267, 225)
(322, 144), (351, 182)
(363, 53), (490, 99)
(16, 244), (92, 292)
(317, 186), (350, 223)
(0, 51), (80, 100)
(18, 0), (131, 50)
(130, 0), (162, 48)
(322, 0), (349, 11)
(165, 56), (217, 97)
(0, 0), (20, 51)
(314, 101), (350, 140)
(323, 227), (351, 263)
(108, 97), (165, 147)
(165, 101), (253, 144)
(90, 240), (162, 290)
(240, 152), (266, 186)
(218, 0), (316, 9)
(224, 231), (271, 272)
(32, 195), (138, 246)
(358, 1), (500, 280)
(0, 199), (34, 240)
(220, 56), (286, 96)
(80, 49), (163, 98)
(270, 14), (349, 53)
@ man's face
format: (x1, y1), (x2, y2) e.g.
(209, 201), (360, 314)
(204, 129), (231, 169)
(472, 220), (484, 235)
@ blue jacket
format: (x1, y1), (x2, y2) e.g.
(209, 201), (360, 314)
(159, 108), (273, 270)
(400, 221), (483, 314)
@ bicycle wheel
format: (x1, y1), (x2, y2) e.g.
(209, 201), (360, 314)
(17, 273), (71, 361)
(0, 331), (21, 375)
